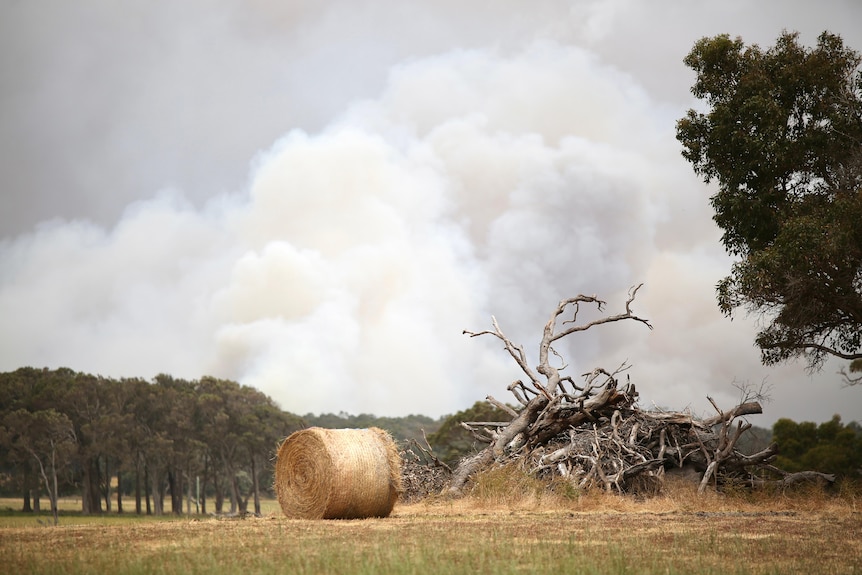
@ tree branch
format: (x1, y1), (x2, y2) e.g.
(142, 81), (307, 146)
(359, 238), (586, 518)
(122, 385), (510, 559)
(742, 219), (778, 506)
(773, 340), (862, 361)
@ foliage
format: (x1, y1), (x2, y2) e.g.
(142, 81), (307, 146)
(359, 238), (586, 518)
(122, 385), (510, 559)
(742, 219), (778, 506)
(303, 412), (442, 444)
(0, 408), (76, 524)
(0, 367), (456, 516)
(772, 415), (862, 478)
(426, 401), (514, 466)
(0, 368), (305, 515)
(729, 424), (772, 456)
(676, 31), (862, 372)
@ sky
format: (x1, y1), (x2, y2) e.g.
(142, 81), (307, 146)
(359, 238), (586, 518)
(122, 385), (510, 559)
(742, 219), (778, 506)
(1, 0), (861, 426)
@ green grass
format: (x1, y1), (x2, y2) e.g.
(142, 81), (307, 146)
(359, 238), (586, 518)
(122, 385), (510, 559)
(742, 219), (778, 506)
(0, 497), (283, 527)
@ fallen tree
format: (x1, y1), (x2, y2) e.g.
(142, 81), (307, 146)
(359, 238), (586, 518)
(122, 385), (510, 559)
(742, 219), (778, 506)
(443, 285), (834, 496)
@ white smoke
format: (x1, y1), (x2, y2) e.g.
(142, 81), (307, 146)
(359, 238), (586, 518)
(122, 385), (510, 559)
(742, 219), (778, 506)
(1, 1), (860, 424)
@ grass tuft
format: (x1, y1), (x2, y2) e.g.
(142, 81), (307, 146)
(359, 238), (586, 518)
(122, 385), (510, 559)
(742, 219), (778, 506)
(1, 478), (860, 575)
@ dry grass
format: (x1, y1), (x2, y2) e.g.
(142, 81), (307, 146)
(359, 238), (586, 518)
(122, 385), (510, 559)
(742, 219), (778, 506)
(1, 477), (860, 575)
(275, 427), (401, 519)
(404, 475), (861, 519)
(458, 461), (862, 515)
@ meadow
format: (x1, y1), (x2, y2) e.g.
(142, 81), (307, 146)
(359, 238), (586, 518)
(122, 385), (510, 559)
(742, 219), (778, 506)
(1, 480), (860, 575)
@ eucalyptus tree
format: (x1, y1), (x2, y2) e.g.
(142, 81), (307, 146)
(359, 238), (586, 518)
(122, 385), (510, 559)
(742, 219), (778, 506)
(63, 373), (121, 514)
(195, 376), (245, 513)
(235, 386), (303, 515)
(0, 408), (76, 525)
(676, 31), (862, 379)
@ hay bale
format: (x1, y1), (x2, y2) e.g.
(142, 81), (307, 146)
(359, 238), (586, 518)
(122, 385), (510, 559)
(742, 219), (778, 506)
(274, 427), (402, 519)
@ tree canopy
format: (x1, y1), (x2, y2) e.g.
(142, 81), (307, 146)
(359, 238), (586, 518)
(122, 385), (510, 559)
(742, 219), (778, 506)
(0, 368), (305, 517)
(676, 30), (862, 376)
(772, 415), (862, 478)
(0, 367), (455, 517)
(426, 400), (515, 466)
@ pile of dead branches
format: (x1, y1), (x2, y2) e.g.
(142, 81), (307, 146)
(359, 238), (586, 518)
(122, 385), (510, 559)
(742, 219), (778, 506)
(400, 439), (452, 503)
(443, 285), (834, 496)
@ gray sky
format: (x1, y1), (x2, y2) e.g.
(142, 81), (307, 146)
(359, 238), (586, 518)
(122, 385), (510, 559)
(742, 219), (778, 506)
(1, 0), (860, 425)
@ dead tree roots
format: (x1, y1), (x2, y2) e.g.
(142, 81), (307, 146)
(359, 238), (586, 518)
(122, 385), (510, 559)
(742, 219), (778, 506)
(444, 285), (834, 496)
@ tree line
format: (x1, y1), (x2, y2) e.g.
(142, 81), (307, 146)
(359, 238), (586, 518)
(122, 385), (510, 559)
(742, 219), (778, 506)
(2, 367), (859, 522)
(772, 415), (862, 479)
(0, 367), (305, 519)
(0, 367), (448, 520)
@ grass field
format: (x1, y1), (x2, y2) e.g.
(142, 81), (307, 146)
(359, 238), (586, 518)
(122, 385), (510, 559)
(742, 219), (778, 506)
(1, 481), (860, 575)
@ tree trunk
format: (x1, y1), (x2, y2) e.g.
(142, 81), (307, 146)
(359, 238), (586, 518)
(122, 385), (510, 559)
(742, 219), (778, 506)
(229, 473), (239, 514)
(150, 468), (163, 515)
(22, 472), (32, 513)
(251, 455), (261, 516)
(200, 454), (208, 515)
(447, 395), (548, 494)
(214, 471), (224, 514)
(116, 468), (123, 514)
(103, 458), (111, 513)
(186, 470), (192, 516)
(82, 458), (102, 514)
(81, 460), (92, 514)
(50, 453), (59, 526)
(144, 463), (152, 515)
(175, 470), (183, 514)
(749, 470), (837, 487)
(167, 469), (180, 515)
(135, 465), (142, 515)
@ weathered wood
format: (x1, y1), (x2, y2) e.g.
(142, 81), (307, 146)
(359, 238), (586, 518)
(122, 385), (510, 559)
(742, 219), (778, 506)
(702, 401), (763, 427)
(444, 287), (835, 497)
(748, 469), (837, 487)
(447, 288), (649, 495)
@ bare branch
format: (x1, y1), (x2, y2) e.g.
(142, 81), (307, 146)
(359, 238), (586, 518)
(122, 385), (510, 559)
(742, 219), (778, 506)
(463, 317), (544, 391)
(506, 380), (530, 406)
(448, 285), (825, 498)
(486, 395), (519, 418)
(839, 366), (862, 386)
(775, 340), (862, 361)
(551, 284), (653, 343)
(408, 431), (453, 473)
(701, 401), (763, 428)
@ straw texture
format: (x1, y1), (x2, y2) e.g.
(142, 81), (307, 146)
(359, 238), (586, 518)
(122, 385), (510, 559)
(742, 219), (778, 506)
(274, 427), (402, 519)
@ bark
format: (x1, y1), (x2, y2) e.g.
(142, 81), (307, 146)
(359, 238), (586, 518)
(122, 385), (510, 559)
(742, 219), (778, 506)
(448, 287), (650, 495)
(749, 469), (837, 487)
(103, 458), (111, 513)
(135, 465), (142, 515)
(251, 456), (261, 516)
(230, 473), (249, 514)
(200, 454), (209, 515)
(168, 469), (182, 515)
(186, 467), (192, 515)
(214, 471), (225, 514)
(150, 468), (163, 515)
(116, 468), (123, 514)
(22, 472), (32, 513)
(50, 451), (59, 526)
(26, 441), (61, 525)
(445, 287), (834, 497)
(82, 458), (102, 514)
(144, 463), (152, 515)
(447, 396), (547, 494)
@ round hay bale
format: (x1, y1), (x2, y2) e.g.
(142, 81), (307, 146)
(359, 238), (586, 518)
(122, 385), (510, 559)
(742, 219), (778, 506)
(274, 427), (402, 519)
